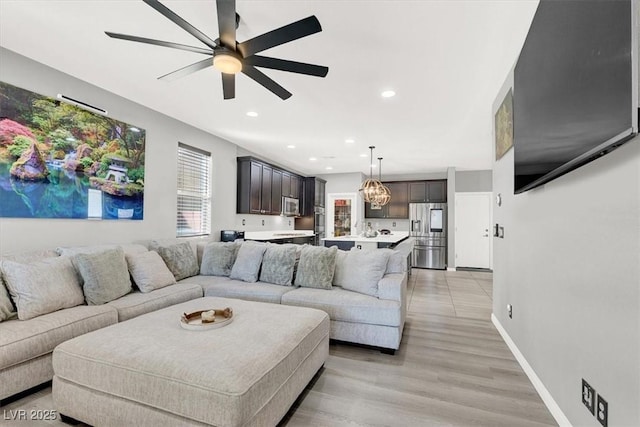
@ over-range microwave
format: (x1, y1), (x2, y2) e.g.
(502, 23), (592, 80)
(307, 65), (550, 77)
(282, 197), (300, 216)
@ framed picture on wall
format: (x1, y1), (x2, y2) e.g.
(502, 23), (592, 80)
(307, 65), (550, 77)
(0, 81), (146, 220)
(495, 88), (514, 160)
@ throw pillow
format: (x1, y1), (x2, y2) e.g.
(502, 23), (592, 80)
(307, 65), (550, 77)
(229, 242), (267, 283)
(126, 251), (176, 293)
(294, 246), (338, 289)
(1, 257), (85, 320)
(200, 242), (239, 276)
(259, 244), (297, 286)
(0, 276), (17, 321)
(74, 247), (132, 305)
(155, 241), (199, 281)
(385, 250), (406, 274)
(334, 249), (391, 297)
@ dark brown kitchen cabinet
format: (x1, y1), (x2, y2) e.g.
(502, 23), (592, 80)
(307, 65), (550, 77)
(260, 165), (272, 214)
(290, 175), (301, 199)
(271, 169), (282, 215)
(408, 180), (447, 203)
(314, 179), (325, 207)
(386, 182), (409, 218)
(364, 181), (409, 219)
(237, 156), (303, 215)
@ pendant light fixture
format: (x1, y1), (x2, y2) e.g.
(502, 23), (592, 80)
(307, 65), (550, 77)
(375, 157), (391, 206)
(359, 146), (384, 203)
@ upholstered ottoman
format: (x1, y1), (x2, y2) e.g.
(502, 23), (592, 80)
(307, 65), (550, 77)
(52, 297), (329, 427)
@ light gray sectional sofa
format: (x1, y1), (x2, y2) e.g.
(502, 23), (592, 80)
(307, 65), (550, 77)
(0, 238), (407, 403)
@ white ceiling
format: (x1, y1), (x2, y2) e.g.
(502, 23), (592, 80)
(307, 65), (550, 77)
(0, 0), (538, 176)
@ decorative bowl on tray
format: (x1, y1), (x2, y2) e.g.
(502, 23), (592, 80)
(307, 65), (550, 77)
(180, 307), (233, 331)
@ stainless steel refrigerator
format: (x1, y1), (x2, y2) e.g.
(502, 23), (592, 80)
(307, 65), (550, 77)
(409, 203), (447, 269)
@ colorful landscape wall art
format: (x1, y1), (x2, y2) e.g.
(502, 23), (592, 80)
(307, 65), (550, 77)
(0, 82), (145, 219)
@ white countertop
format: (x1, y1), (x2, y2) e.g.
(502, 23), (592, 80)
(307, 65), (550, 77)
(244, 230), (315, 241)
(321, 231), (409, 244)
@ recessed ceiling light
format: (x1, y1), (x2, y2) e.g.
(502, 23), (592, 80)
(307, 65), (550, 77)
(371, 164), (377, 168)
(381, 90), (396, 98)
(325, 166), (333, 170)
(345, 138), (355, 144)
(309, 157), (317, 161)
(287, 145), (296, 149)
(246, 111), (258, 117)
(359, 154), (367, 157)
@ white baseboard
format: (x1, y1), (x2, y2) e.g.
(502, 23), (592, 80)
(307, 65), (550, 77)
(491, 313), (572, 427)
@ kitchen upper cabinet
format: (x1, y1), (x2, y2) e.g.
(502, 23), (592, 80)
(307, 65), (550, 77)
(409, 182), (427, 203)
(427, 180), (447, 202)
(364, 181), (408, 219)
(290, 175), (301, 199)
(261, 165), (272, 214)
(237, 157), (303, 215)
(315, 179), (325, 207)
(408, 180), (447, 203)
(386, 182), (409, 218)
(271, 169), (282, 215)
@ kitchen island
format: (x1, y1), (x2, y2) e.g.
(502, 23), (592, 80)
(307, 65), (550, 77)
(321, 231), (409, 251)
(244, 230), (315, 245)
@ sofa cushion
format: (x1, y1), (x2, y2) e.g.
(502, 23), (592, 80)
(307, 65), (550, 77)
(334, 249), (391, 297)
(57, 244), (148, 257)
(281, 287), (402, 327)
(0, 304), (117, 370)
(182, 275), (294, 304)
(155, 241), (199, 281)
(106, 283), (203, 322)
(0, 277), (16, 322)
(126, 251), (176, 293)
(229, 242), (267, 283)
(1, 257), (85, 320)
(73, 247), (132, 305)
(200, 242), (239, 276)
(259, 244), (296, 286)
(294, 246), (337, 289)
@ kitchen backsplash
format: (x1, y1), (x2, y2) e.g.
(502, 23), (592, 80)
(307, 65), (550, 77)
(363, 219), (410, 233)
(235, 215), (296, 232)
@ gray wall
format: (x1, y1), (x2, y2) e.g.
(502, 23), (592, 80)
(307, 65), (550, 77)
(317, 172), (366, 234)
(0, 48), (241, 254)
(456, 170), (492, 192)
(492, 72), (639, 426)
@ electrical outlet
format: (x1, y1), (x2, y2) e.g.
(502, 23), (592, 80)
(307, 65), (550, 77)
(582, 379), (595, 415)
(596, 394), (608, 427)
(507, 304), (513, 319)
(242, 219), (246, 226)
(288, 220), (291, 226)
(392, 221), (396, 227)
(261, 219), (265, 226)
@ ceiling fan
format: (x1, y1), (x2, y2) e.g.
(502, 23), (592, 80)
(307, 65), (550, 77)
(105, 0), (328, 100)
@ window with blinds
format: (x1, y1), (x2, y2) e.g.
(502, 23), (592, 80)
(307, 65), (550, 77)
(177, 143), (211, 237)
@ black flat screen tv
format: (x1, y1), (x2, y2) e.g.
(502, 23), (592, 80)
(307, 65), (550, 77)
(513, 0), (638, 194)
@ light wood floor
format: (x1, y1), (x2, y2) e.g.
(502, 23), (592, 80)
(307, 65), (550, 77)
(2, 269), (556, 426)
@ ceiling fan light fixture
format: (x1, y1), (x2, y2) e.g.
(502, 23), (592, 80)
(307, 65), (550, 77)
(213, 52), (242, 74)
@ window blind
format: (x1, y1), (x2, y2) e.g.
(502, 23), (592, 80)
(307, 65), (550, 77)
(177, 143), (211, 237)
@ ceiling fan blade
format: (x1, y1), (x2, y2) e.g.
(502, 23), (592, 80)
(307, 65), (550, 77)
(242, 65), (292, 100)
(237, 16), (322, 58)
(105, 32), (213, 55)
(216, 0), (237, 50)
(158, 57), (213, 82)
(222, 73), (236, 99)
(142, 0), (218, 50)
(245, 55), (328, 77)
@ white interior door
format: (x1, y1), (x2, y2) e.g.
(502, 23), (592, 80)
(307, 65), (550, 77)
(455, 192), (493, 269)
